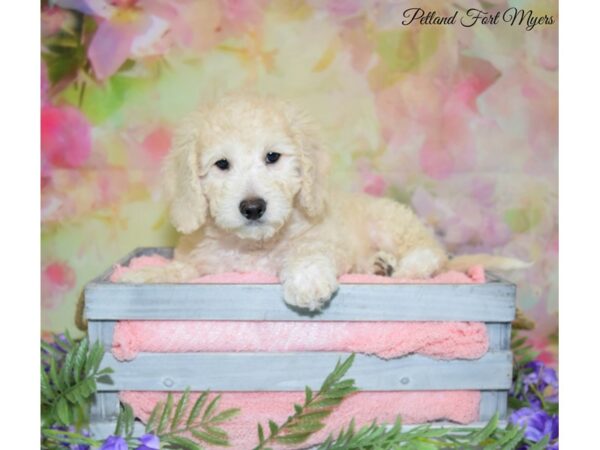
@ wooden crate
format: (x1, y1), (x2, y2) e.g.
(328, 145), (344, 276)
(85, 247), (515, 438)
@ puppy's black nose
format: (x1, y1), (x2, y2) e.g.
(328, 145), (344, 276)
(239, 198), (267, 220)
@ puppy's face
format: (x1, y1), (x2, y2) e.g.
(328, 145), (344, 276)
(199, 111), (302, 240)
(163, 96), (326, 240)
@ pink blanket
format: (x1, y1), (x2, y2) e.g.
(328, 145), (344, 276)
(113, 320), (488, 361)
(111, 255), (487, 446)
(121, 390), (480, 449)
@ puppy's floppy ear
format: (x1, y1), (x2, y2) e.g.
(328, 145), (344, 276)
(162, 113), (207, 234)
(285, 105), (328, 218)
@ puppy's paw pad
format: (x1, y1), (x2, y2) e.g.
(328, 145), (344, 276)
(371, 251), (397, 277)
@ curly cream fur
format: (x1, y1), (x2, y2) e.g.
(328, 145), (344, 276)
(121, 95), (449, 310)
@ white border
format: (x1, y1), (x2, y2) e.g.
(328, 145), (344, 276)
(560, 0), (600, 447)
(0, 2), (40, 448)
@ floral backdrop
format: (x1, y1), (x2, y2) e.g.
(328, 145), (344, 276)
(41, 0), (558, 361)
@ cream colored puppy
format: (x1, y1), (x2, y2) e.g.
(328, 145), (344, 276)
(121, 95), (506, 310)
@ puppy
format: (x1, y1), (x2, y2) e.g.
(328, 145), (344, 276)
(121, 95), (524, 310)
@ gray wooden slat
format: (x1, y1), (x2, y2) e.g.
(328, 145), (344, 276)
(480, 391), (508, 420)
(97, 351), (512, 392)
(90, 392), (120, 421)
(486, 323), (511, 351)
(85, 282), (515, 321)
(88, 321), (116, 349)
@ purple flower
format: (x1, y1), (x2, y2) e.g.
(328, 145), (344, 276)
(513, 360), (558, 408)
(136, 434), (160, 450)
(523, 361), (558, 392)
(100, 435), (128, 450)
(510, 407), (558, 443)
(51, 334), (71, 354)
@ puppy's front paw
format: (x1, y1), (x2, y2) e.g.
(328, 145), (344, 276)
(394, 248), (444, 279)
(281, 265), (339, 311)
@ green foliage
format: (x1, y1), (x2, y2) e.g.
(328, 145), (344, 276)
(113, 387), (240, 449)
(39, 328), (555, 449)
(42, 10), (90, 86)
(318, 413), (528, 449)
(511, 330), (539, 367)
(253, 354), (358, 450)
(41, 333), (112, 429)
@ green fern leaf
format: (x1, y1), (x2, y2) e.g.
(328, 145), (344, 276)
(146, 401), (163, 433)
(285, 420), (325, 434)
(72, 338), (89, 383)
(55, 397), (71, 425)
(304, 386), (313, 405)
(157, 393), (174, 434)
(41, 368), (55, 401)
(268, 420), (279, 435)
(308, 397), (343, 409)
(500, 427), (526, 450)
(202, 394), (221, 421)
(49, 358), (61, 391)
(298, 409), (331, 421)
(191, 428), (229, 446)
(201, 425), (228, 438)
(123, 404), (135, 437)
(60, 345), (76, 387)
(163, 435), (201, 450)
(275, 432), (312, 445)
(171, 388), (190, 431)
(208, 407), (240, 424)
(483, 425), (521, 449)
(468, 413), (499, 445)
(187, 392), (209, 427)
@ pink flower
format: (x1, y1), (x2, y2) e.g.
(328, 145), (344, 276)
(41, 261), (76, 309)
(41, 105), (92, 183)
(54, 0), (181, 80)
(359, 167), (387, 197)
(218, 0), (267, 31)
(142, 126), (171, 162)
(325, 0), (365, 19)
(41, 5), (75, 37)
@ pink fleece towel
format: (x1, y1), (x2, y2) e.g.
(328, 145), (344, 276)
(121, 390), (481, 449)
(113, 321), (488, 361)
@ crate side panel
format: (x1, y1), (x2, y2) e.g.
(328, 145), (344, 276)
(486, 323), (511, 351)
(480, 391), (508, 421)
(88, 321), (116, 349)
(90, 392), (120, 422)
(97, 351), (512, 392)
(85, 283), (516, 321)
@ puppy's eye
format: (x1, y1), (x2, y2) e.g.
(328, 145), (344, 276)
(265, 152), (281, 165)
(215, 159), (230, 170)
